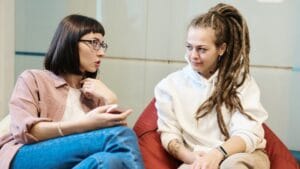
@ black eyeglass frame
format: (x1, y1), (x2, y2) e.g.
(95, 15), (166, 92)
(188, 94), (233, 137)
(79, 39), (108, 52)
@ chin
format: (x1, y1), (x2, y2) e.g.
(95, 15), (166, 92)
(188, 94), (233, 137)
(88, 68), (98, 73)
(191, 66), (202, 72)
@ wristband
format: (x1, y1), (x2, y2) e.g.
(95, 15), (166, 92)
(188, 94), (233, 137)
(216, 145), (228, 159)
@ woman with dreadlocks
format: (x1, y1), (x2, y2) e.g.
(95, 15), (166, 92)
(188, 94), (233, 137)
(154, 3), (270, 169)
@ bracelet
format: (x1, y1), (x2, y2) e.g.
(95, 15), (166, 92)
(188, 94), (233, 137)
(216, 145), (228, 159)
(57, 122), (64, 136)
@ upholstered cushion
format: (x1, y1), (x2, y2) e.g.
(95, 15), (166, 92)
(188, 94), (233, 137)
(134, 99), (180, 169)
(134, 99), (299, 169)
(263, 124), (299, 169)
(133, 99), (157, 137)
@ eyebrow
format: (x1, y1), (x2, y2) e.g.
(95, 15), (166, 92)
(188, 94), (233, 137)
(185, 42), (208, 48)
(91, 38), (100, 41)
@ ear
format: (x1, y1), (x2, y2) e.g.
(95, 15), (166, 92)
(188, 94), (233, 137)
(218, 43), (227, 56)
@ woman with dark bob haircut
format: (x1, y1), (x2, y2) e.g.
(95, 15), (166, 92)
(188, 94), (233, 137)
(0, 14), (144, 169)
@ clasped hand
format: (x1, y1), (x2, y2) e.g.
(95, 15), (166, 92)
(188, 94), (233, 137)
(80, 78), (117, 104)
(189, 149), (223, 169)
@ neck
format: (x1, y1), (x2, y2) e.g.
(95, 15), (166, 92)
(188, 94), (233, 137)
(62, 74), (83, 88)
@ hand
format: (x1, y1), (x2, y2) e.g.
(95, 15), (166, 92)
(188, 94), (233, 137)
(190, 149), (223, 169)
(80, 78), (117, 104)
(82, 105), (132, 129)
(105, 104), (126, 114)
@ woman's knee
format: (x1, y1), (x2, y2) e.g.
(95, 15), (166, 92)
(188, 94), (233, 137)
(220, 150), (269, 169)
(109, 126), (136, 138)
(220, 153), (252, 169)
(106, 126), (139, 144)
(85, 126), (137, 142)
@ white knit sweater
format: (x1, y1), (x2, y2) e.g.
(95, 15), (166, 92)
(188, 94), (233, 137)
(154, 65), (268, 153)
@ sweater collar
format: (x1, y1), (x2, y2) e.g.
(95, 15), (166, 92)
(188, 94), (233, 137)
(186, 65), (218, 85)
(184, 55), (218, 85)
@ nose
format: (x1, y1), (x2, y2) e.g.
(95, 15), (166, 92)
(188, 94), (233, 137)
(189, 49), (200, 60)
(96, 48), (105, 57)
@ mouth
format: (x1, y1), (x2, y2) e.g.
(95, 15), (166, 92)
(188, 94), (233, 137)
(191, 61), (202, 66)
(95, 61), (101, 67)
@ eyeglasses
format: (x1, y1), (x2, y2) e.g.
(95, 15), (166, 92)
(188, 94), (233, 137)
(79, 39), (108, 52)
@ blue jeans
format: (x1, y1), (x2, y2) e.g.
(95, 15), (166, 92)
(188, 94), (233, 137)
(10, 126), (144, 169)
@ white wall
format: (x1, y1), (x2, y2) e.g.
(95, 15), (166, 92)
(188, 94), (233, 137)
(15, 0), (98, 76)
(13, 0), (299, 150)
(0, 0), (15, 119)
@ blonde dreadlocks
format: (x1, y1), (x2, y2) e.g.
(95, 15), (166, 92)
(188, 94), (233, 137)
(192, 3), (254, 140)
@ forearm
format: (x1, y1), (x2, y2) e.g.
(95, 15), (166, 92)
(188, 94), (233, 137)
(102, 91), (118, 105)
(30, 119), (92, 141)
(220, 135), (246, 156)
(97, 87), (118, 105)
(81, 78), (118, 105)
(30, 105), (129, 141)
(167, 139), (196, 164)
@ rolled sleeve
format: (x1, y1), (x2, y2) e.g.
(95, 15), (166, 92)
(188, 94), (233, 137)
(229, 76), (268, 153)
(155, 79), (183, 150)
(230, 112), (265, 152)
(9, 71), (52, 144)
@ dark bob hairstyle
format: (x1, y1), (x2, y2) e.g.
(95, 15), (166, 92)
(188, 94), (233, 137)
(44, 14), (105, 78)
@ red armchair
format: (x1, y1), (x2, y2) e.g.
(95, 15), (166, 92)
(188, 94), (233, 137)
(134, 99), (299, 169)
